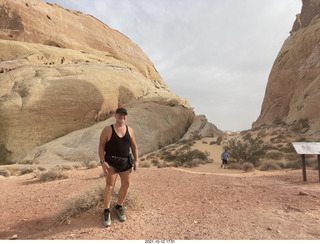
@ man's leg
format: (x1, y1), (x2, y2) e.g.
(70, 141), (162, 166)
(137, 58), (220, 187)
(104, 166), (118, 209)
(117, 168), (133, 206)
(113, 168), (132, 222)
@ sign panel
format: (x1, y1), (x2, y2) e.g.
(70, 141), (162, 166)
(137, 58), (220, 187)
(292, 142), (320, 155)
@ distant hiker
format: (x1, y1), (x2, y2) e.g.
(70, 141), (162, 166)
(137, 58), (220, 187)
(98, 108), (139, 227)
(221, 149), (229, 169)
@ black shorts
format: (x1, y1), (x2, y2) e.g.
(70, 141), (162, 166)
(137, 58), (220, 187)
(222, 159), (228, 164)
(105, 155), (133, 173)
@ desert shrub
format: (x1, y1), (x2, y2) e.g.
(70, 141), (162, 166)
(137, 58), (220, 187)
(265, 151), (284, 160)
(151, 158), (160, 167)
(0, 144), (13, 165)
(292, 118), (310, 133)
(224, 138), (268, 166)
(183, 159), (202, 168)
(242, 163), (254, 172)
(72, 163), (82, 169)
(179, 144), (192, 151)
(259, 162), (282, 171)
(210, 141), (217, 145)
(38, 167), (46, 171)
(285, 161), (301, 169)
(0, 168), (10, 177)
(192, 133), (202, 140)
(84, 161), (99, 169)
(242, 133), (252, 141)
(279, 143), (296, 153)
(53, 183), (104, 225)
(19, 167), (35, 175)
(216, 136), (223, 145)
(56, 164), (73, 171)
(273, 117), (285, 126)
(285, 153), (299, 161)
(276, 162), (286, 168)
(39, 168), (68, 182)
(228, 162), (242, 170)
(257, 130), (267, 138)
(139, 161), (151, 168)
(161, 149), (210, 167)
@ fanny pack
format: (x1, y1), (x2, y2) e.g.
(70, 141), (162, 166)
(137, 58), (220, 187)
(105, 155), (133, 172)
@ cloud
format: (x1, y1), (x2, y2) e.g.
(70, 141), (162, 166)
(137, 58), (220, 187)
(45, 0), (302, 131)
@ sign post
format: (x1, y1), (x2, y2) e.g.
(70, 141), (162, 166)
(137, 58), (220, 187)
(292, 142), (320, 182)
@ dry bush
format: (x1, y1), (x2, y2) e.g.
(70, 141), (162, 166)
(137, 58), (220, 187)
(265, 151), (284, 160)
(228, 163), (242, 170)
(0, 168), (10, 177)
(84, 161), (99, 169)
(19, 167), (35, 175)
(39, 168), (68, 182)
(259, 162), (282, 171)
(56, 164), (73, 171)
(242, 163), (254, 172)
(285, 153), (299, 161)
(151, 158), (160, 167)
(53, 183), (104, 225)
(53, 178), (141, 225)
(139, 161), (151, 168)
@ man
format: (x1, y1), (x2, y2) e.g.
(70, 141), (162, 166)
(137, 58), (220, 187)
(98, 107), (139, 227)
(221, 149), (229, 169)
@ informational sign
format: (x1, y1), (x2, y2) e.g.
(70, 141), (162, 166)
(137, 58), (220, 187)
(292, 142), (320, 155)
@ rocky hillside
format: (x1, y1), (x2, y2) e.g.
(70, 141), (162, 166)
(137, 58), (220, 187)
(0, 0), (223, 167)
(253, 0), (320, 139)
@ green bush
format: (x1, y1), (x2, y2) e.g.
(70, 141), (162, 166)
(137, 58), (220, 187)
(224, 137), (268, 166)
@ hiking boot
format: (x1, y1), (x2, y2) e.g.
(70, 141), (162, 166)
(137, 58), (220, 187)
(114, 206), (126, 222)
(103, 211), (111, 227)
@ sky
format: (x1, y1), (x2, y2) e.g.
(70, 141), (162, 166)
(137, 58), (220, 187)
(45, 0), (302, 132)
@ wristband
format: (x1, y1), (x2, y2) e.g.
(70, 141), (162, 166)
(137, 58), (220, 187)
(100, 159), (105, 164)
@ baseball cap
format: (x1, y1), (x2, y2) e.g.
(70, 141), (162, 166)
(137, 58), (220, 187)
(116, 108), (127, 115)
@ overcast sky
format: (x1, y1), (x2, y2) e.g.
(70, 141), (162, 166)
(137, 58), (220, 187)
(45, 0), (302, 131)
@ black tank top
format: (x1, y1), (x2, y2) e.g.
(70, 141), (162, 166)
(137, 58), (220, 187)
(105, 124), (130, 157)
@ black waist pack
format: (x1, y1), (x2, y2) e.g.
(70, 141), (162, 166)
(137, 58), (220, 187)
(105, 155), (133, 172)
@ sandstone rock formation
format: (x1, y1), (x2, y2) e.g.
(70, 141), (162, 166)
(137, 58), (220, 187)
(0, 0), (196, 164)
(253, 0), (320, 138)
(180, 115), (224, 141)
(16, 102), (194, 169)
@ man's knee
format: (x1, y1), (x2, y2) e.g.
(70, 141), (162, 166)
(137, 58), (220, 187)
(105, 184), (114, 193)
(120, 180), (130, 189)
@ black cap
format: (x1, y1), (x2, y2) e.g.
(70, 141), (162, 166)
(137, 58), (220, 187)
(116, 108), (127, 115)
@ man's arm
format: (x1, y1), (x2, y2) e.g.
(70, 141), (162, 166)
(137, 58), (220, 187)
(99, 126), (111, 174)
(129, 126), (139, 171)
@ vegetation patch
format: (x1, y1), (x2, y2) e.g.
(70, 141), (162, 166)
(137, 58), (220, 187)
(39, 168), (68, 182)
(224, 137), (268, 166)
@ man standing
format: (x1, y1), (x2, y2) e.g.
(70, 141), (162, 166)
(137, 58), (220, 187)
(98, 108), (139, 227)
(221, 149), (229, 169)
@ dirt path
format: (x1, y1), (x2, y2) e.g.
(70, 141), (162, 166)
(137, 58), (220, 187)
(1, 165), (320, 240)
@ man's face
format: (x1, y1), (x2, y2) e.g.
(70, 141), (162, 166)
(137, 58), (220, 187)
(115, 112), (127, 122)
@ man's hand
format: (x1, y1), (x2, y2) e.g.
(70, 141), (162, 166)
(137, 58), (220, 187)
(133, 161), (139, 171)
(101, 162), (110, 174)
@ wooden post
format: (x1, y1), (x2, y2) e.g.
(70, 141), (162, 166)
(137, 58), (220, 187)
(302, 154), (307, 182)
(318, 155), (320, 182)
